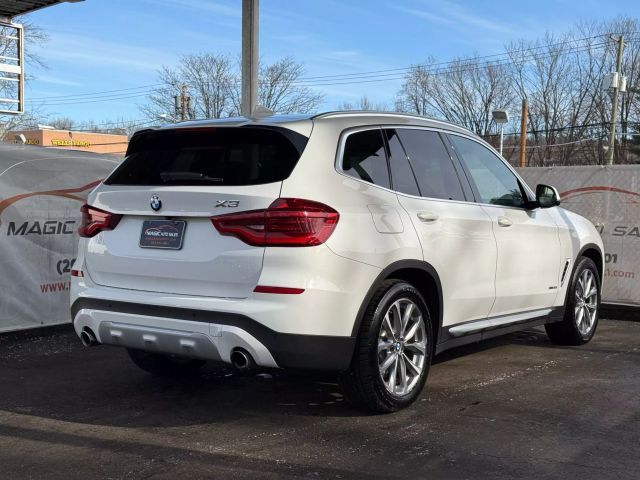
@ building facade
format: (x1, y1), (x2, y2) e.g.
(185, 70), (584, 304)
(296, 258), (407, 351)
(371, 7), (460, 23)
(8, 129), (128, 155)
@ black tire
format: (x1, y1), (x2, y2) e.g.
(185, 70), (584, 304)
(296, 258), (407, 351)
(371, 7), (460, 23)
(546, 256), (601, 345)
(340, 279), (433, 413)
(127, 348), (207, 377)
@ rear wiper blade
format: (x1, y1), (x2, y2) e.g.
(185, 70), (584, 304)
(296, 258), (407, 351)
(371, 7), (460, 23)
(160, 171), (224, 183)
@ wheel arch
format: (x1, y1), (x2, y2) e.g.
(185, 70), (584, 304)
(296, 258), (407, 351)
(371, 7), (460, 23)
(351, 260), (443, 345)
(578, 243), (603, 284)
(563, 243), (604, 306)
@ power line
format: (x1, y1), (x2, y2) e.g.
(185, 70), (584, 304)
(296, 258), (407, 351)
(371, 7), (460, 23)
(481, 122), (610, 137)
(69, 118), (158, 132)
(523, 138), (601, 149)
(29, 41), (606, 106)
(293, 39), (635, 86)
(303, 31), (639, 81)
(298, 34), (614, 81)
(28, 84), (164, 102)
(31, 92), (152, 106)
(28, 32), (639, 106)
(32, 37), (640, 106)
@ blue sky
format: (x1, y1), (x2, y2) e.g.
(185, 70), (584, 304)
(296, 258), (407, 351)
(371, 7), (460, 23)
(25, 0), (637, 125)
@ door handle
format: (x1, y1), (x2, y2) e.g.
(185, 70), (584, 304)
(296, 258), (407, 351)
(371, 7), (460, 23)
(417, 212), (439, 223)
(497, 216), (513, 227)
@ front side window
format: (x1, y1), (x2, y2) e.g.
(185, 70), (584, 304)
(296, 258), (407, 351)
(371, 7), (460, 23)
(450, 135), (526, 208)
(395, 129), (465, 201)
(341, 129), (390, 189)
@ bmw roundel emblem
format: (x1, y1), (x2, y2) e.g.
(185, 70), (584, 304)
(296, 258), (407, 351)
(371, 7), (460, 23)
(150, 195), (162, 212)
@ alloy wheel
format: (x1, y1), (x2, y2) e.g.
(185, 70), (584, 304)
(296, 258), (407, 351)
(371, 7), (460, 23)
(377, 298), (428, 396)
(574, 268), (598, 336)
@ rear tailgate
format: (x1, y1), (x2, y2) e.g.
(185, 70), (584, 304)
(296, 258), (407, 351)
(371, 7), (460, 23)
(83, 126), (307, 298)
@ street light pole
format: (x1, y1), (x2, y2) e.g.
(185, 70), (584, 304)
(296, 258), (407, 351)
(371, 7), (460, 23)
(608, 35), (625, 165)
(492, 109), (509, 158)
(241, 0), (259, 117)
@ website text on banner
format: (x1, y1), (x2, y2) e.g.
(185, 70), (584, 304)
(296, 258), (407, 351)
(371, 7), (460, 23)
(0, 145), (117, 332)
(518, 165), (639, 307)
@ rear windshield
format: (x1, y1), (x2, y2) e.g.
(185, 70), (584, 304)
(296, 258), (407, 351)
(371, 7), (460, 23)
(105, 126), (308, 186)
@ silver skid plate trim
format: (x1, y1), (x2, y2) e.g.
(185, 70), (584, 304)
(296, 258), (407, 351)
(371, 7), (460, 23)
(99, 321), (220, 360)
(449, 308), (553, 337)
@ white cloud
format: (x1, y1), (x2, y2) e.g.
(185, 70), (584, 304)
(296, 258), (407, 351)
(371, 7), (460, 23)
(397, 0), (516, 35)
(34, 32), (176, 73)
(35, 75), (84, 87)
(397, 7), (454, 25)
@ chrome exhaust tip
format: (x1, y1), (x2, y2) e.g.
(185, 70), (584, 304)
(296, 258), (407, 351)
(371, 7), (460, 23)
(230, 348), (255, 370)
(80, 327), (99, 347)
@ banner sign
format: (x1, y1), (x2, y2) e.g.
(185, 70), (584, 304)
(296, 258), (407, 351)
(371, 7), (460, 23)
(0, 145), (117, 332)
(518, 165), (640, 306)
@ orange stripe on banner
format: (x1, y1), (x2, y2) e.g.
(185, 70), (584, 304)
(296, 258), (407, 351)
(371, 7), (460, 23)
(0, 179), (103, 225)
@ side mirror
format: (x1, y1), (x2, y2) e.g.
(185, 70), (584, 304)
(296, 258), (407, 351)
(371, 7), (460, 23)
(536, 184), (561, 208)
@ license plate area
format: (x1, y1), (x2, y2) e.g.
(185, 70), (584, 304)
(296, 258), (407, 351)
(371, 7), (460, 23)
(139, 219), (186, 250)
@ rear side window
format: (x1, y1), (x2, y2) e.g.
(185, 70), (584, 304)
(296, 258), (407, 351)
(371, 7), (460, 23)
(396, 129), (465, 201)
(341, 129), (391, 189)
(385, 129), (420, 196)
(106, 126), (307, 186)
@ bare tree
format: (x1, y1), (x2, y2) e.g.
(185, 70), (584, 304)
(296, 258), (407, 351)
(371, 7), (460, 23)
(142, 53), (237, 122)
(49, 117), (76, 130)
(507, 30), (608, 165)
(599, 17), (640, 162)
(0, 107), (44, 140)
(338, 95), (388, 111)
(76, 117), (152, 137)
(100, 118), (153, 137)
(143, 55), (323, 121)
(396, 63), (433, 115)
(396, 57), (516, 138)
(504, 18), (640, 165)
(392, 19), (640, 165)
(254, 57), (324, 114)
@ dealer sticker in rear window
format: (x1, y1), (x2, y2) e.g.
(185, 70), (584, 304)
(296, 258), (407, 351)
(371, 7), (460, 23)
(139, 219), (186, 250)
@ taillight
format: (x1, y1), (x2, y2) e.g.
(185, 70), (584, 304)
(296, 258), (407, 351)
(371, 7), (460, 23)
(211, 198), (339, 247)
(79, 204), (122, 238)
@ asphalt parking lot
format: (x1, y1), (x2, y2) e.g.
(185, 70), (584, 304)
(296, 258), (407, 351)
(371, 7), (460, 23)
(0, 318), (638, 479)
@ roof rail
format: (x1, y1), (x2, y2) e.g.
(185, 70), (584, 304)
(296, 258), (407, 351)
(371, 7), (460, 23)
(312, 110), (459, 128)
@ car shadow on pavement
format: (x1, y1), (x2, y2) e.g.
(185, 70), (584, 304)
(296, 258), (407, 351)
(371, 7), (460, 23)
(0, 323), (618, 430)
(0, 329), (368, 427)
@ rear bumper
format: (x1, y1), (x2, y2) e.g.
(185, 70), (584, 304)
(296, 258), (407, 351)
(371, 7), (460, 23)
(72, 298), (356, 371)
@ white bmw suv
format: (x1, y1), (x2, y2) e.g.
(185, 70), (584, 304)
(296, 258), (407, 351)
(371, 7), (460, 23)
(71, 112), (604, 412)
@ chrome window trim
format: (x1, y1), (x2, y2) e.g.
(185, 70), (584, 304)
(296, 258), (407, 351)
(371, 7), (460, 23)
(444, 131), (538, 210)
(334, 124), (483, 206)
(335, 125), (392, 192)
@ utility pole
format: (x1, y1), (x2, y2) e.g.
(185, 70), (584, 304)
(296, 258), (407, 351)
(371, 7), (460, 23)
(173, 84), (190, 121)
(241, 0), (259, 117)
(608, 35), (625, 165)
(520, 98), (528, 168)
